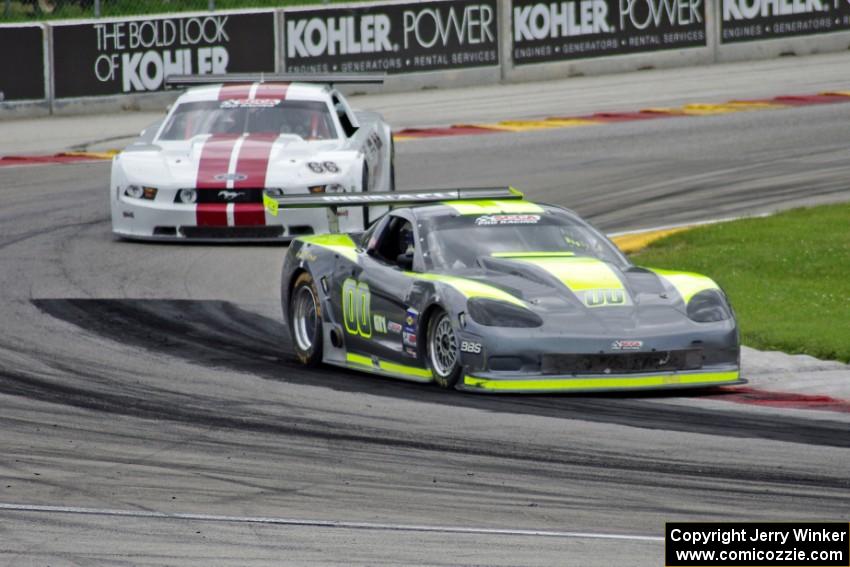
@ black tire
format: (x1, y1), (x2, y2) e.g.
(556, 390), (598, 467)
(426, 308), (462, 389)
(289, 272), (323, 367)
(362, 163), (371, 228)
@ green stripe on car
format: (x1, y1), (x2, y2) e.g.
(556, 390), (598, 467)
(413, 273), (527, 307)
(346, 353), (433, 381)
(463, 371), (741, 392)
(298, 233), (358, 261)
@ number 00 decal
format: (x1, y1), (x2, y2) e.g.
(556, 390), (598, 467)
(343, 278), (372, 338)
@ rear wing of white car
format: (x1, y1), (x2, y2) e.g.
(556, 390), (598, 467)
(165, 73), (386, 88)
(264, 187), (524, 232)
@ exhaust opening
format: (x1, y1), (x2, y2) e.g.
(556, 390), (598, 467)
(330, 327), (343, 348)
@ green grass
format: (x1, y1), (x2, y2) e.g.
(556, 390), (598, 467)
(2, 0), (366, 22)
(630, 203), (850, 363)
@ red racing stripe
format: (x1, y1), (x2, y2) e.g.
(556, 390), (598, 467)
(218, 83), (253, 101)
(195, 133), (240, 226)
(232, 132), (277, 226)
(233, 133), (276, 189)
(254, 83), (289, 100)
(195, 133), (239, 189)
(234, 203), (267, 226)
(196, 203), (228, 227)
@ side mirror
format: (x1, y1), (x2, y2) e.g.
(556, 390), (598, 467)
(396, 252), (414, 271)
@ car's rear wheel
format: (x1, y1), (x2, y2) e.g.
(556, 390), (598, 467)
(289, 272), (323, 366)
(427, 309), (462, 389)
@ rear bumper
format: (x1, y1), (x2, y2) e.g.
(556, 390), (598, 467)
(458, 368), (744, 394)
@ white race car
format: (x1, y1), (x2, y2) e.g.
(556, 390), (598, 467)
(111, 74), (394, 241)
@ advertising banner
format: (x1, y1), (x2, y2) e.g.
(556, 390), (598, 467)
(721, 0), (850, 42)
(283, 0), (499, 74)
(511, 0), (707, 64)
(0, 25), (46, 102)
(52, 11), (276, 99)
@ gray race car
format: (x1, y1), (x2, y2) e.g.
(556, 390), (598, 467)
(278, 188), (743, 393)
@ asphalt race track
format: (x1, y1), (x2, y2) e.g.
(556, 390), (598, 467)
(1, 98), (849, 565)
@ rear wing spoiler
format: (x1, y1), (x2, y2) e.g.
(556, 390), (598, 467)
(265, 187), (524, 232)
(272, 187), (522, 208)
(165, 73), (386, 88)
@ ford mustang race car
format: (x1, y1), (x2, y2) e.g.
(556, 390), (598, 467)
(111, 74), (393, 241)
(278, 188), (743, 393)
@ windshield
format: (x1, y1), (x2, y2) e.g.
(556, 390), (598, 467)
(421, 210), (626, 271)
(158, 99), (338, 141)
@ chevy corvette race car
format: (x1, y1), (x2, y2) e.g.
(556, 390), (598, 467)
(111, 74), (394, 241)
(279, 188), (743, 393)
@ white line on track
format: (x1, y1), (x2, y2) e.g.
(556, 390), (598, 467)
(0, 502), (662, 542)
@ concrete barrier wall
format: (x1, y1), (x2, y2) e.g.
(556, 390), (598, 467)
(1, 0), (849, 119)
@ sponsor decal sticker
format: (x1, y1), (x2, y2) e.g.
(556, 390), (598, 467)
(403, 331), (417, 346)
(612, 339), (643, 351)
(373, 314), (388, 334)
(475, 214), (541, 226)
(404, 346), (418, 358)
(404, 307), (419, 332)
(460, 340), (483, 354)
(387, 321), (403, 334)
(220, 98), (282, 108)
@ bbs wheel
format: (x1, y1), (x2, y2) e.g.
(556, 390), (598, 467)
(427, 308), (462, 389)
(289, 272), (323, 366)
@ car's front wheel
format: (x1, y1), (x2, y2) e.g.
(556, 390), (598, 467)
(289, 272), (323, 366)
(426, 308), (462, 389)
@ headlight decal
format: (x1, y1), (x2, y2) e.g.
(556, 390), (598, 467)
(649, 268), (720, 304)
(467, 298), (543, 328)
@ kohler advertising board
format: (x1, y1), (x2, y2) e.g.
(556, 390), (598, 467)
(283, 0), (499, 74)
(511, 0), (707, 64)
(0, 25), (46, 102)
(721, 0), (850, 42)
(52, 11), (276, 99)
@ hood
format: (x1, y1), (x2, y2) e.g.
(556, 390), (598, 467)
(447, 254), (720, 335)
(118, 133), (353, 189)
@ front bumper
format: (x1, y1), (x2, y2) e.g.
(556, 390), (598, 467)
(458, 367), (744, 393)
(111, 193), (343, 241)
